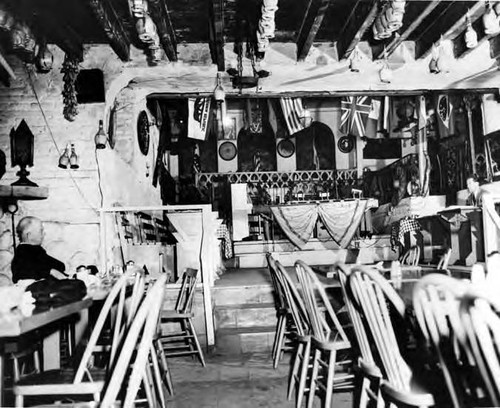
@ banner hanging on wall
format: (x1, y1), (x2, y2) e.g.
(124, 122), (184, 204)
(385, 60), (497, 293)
(187, 97), (212, 141)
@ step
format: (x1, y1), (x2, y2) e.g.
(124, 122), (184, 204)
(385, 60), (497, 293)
(215, 302), (277, 330)
(213, 284), (275, 306)
(234, 236), (392, 255)
(215, 325), (277, 355)
(237, 246), (398, 268)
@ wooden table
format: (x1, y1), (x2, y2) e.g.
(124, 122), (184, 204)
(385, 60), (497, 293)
(0, 298), (93, 404)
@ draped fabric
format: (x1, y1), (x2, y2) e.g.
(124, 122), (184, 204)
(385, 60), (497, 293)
(270, 204), (317, 248)
(317, 200), (368, 248)
(271, 200), (369, 249)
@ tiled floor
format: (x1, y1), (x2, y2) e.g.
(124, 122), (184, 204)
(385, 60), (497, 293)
(167, 354), (353, 408)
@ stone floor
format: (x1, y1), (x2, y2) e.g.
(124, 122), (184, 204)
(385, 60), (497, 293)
(167, 353), (353, 408)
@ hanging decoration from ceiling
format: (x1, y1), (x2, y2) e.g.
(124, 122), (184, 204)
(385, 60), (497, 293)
(256, 0), (278, 56)
(372, 0), (406, 41)
(61, 54), (79, 121)
(227, 1), (270, 91)
(132, 0), (163, 64)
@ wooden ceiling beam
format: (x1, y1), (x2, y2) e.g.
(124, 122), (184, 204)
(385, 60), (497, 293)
(208, 0), (225, 71)
(296, 0), (331, 61)
(418, 1), (484, 60)
(337, 0), (378, 60)
(147, 0), (177, 61)
(377, 0), (441, 59)
(0, 48), (15, 81)
(87, 0), (131, 61)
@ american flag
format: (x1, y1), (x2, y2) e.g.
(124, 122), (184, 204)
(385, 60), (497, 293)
(340, 96), (372, 137)
(279, 97), (306, 136)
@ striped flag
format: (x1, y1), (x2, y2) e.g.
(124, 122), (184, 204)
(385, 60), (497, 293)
(279, 97), (306, 136)
(364, 96), (390, 138)
(340, 96), (372, 137)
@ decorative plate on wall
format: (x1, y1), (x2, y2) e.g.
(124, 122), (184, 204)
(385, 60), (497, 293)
(107, 105), (117, 149)
(137, 110), (150, 156)
(219, 141), (237, 161)
(277, 139), (295, 158)
(338, 135), (355, 153)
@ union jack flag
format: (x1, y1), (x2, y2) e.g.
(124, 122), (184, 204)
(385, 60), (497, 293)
(340, 96), (372, 137)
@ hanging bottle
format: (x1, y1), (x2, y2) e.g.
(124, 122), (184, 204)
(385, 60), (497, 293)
(69, 143), (79, 169)
(58, 144), (70, 169)
(349, 47), (362, 72)
(95, 120), (107, 149)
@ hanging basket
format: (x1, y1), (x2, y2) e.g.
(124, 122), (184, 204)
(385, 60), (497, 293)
(232, 75), (259, 89)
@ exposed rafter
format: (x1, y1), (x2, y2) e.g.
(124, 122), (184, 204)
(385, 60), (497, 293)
(489, 34), (500, 61)
(87, 0), (131, 62)
(418, 1), (484, 60)
(0, 48), (15, 81)
(296, 0), (331, 61)
(458, 33), (495, 60)
(147, 0), (177, 61)
(337, 0), (378, 60)
(208, 0), (225, 71)
(377, 0), (441, 59)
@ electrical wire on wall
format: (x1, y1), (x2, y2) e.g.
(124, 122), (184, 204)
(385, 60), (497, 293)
(24, 63), (100, 216)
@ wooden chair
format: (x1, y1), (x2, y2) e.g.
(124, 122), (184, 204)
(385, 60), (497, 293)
(348, 265), (434, 408)
(13, 270), (134, 407)
(400, 245), (420, 266)
(336, 263), (383, 408)
(266, 253), (296, 369)
(270, 257), (311, 408)
(458, 286), (500, 406)
(158, 268), (205, 366)
(34, 276), (169, 408)
(437, 248), (452, 272)
(101, 275), (167, 408)
(295, 260), (354, 408)
(412, 274), (470, 408)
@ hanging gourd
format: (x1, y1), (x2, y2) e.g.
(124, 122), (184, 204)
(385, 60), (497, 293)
(483, 1), (500, 35)
(435, 37), (452, 73)
(61, 54), (79, 122)
(429, 44), (439, 73)
(349, 47), (362, 72)
(465, 11), (478, 49)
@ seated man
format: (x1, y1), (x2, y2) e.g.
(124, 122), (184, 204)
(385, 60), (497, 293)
(11, 216), (67, 283)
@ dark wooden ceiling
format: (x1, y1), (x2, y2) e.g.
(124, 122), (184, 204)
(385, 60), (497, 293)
(0, 0), (495, 69)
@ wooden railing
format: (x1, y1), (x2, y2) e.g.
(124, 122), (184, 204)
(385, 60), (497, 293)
(195, 169), (360, 205)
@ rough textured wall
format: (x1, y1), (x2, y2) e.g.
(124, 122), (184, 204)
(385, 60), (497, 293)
(0, 45), (162, 282)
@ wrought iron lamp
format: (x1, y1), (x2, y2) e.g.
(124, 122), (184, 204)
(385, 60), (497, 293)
(10, 119), (37, 187)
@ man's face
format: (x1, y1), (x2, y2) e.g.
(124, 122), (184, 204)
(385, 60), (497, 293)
(467, 178), (479, 194)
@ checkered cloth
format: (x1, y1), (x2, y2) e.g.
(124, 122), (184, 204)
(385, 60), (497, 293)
(390, 216), (421, 251)
(216, 223), (233, 259)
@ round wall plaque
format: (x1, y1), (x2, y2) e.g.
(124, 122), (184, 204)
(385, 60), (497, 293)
(338, 135), (355, 153)
(219, 141), (237, 161)
(277, 139), (295, 158)
(137, 110), (150, 156)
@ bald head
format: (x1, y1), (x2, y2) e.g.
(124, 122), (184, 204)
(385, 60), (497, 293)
(16, 216), (44, 245)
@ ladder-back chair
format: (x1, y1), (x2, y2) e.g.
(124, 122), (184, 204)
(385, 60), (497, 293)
(295, 260), (354, 408)
(159, 268), (205, 366)
(348, 265), (434, 408)
(412, 274), (470, 408)
(336, 263), (383, 408)
(266, 253), (296, 369)
(13, 270), (135, 407)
